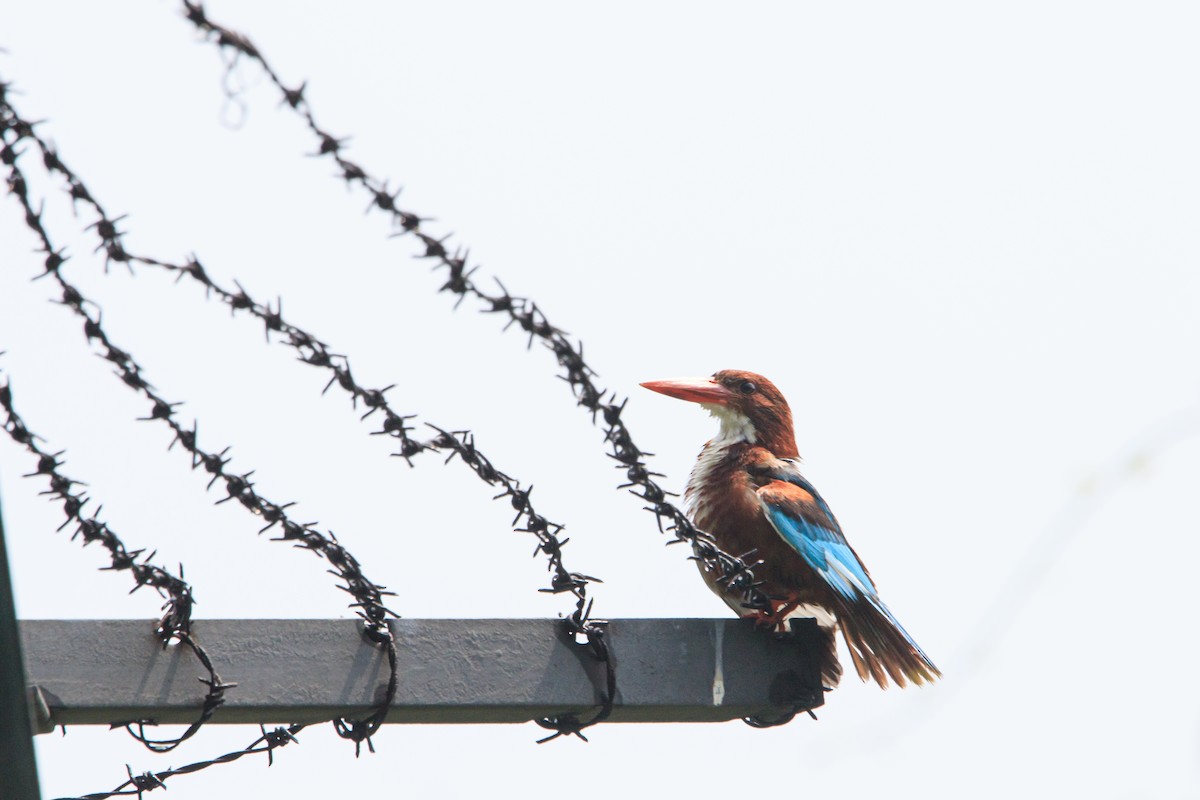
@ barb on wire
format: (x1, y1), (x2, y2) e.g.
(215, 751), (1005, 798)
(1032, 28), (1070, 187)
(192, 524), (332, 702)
(1, 81), (615, 742)
(60, 724), (305, 800)
(1, 98), (398, 755)
(0, 371), (233, 752)
(175, 1), (776, 621)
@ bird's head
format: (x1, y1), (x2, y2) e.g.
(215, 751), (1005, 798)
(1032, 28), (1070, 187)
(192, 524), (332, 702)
(640, 369), (797, 456)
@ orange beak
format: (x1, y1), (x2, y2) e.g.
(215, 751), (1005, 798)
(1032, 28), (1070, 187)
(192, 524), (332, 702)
(639, 377), (734, 406)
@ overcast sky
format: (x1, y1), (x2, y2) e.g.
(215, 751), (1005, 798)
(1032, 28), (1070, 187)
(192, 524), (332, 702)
(3, 2), (1200, 798)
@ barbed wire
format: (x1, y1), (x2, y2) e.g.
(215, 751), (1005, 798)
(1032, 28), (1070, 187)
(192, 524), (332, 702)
(1, 80), (616, 748)
(2, 5), (800, 789)
(60, 724), (305, 800)
(0, 368), (233, 754)
(1, 94), (399, 765)
(176, 0), (775, 617)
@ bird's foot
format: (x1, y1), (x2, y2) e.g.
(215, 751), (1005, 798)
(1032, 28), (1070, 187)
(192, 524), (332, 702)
(749, 598), (802, 633)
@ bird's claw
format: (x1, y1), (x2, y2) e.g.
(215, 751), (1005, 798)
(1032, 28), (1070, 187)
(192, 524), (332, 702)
(749, 598), (802, 633)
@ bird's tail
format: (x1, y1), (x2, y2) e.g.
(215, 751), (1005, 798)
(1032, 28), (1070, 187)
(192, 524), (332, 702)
(838, 597), (940, 689)
(811, 623), (844, 689)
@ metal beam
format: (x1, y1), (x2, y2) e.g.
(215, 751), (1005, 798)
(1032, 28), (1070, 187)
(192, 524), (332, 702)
(21, 618), (824, 726)
(1, 490), (42, 799)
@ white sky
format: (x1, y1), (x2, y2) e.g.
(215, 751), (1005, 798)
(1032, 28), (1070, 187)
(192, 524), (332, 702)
(2, 2), (1199, 798)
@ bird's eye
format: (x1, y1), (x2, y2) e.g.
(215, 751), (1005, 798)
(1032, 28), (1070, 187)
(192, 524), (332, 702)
(739, 380), (756, 395)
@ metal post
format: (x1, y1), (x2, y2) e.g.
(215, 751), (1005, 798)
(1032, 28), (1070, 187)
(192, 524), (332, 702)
(0, 485), (42, 800)
(21, 618), (824, 725)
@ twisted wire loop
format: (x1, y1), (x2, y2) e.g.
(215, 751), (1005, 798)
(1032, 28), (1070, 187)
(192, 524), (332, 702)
(0, 373), (234, 752)
(742, 705), (819, 729)
(2, 74), (618, 743)
(1, 86), (397, 759)
(534, 612), (616, 743)
(740, 670), (826, 728)
(176, 1), (777, 620)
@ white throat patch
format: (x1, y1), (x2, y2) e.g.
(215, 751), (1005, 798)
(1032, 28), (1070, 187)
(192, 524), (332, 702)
(701, 403), (756, 445)
(684, 404), (756, 526)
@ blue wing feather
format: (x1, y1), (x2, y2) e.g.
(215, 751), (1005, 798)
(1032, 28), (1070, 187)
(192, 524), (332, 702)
(755, 460), (934, 665)
(752, 457), (875, 599)
(759, 500), (874, 602)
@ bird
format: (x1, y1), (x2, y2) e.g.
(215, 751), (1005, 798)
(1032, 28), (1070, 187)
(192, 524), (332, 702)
(641, 369), (939, 689)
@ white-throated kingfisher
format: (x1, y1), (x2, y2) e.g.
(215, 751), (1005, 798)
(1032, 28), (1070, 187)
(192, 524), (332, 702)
(642, 369), (940, 689)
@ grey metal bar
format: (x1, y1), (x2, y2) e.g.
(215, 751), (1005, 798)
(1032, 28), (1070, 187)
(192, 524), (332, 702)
(0, 489), (42, 799)
(21, 618), (823, 727)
